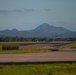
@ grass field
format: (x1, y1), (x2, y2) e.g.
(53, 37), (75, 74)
(0, 42), (39, 48)
(0, 42), (76, 54)
(0, 42), (40, 49)
(0, 42), (52, 54)
(0, 48), (51, 54)
(0, 63), (76, 75)
(59, 42), (76, 49)
(0, 42), (38, 45)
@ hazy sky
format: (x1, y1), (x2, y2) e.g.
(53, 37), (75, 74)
(0, 0), (76, 31)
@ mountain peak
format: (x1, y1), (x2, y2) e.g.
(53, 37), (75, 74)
(40, 23), (51, 28)
(41, 23), (50, 26)
(34, 23), (50, 31)
(33, 23), (71, 34)
(3, 29), (10, 31)
(11, 28), (18, 31)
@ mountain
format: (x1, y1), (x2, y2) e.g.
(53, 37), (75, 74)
(58, 32), (76, 38)
(33, 23), (70, 34)
(0, 23), (76, 38)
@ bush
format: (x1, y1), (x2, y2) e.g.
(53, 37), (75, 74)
(51, 48), (59, 51)
(0, 45), (2, 50)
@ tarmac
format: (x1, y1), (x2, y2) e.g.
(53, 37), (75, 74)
(0, 51), (76, 64)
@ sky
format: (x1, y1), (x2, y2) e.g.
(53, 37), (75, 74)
(0, 0), (76, 31)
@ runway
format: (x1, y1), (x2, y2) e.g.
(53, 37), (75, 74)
(0, 51), (76, 64)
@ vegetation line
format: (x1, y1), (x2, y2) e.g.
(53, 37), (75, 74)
(0, 61), (76, 65)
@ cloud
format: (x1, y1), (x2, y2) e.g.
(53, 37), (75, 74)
(0, 9), (23, 14)
(12, 9), (22, 12)
(44, 8), (51, 11)
(24, 8), (35, 11)
(0, 10), (11, 14)
(0, 8), (35, 14)
(0, 8), (51, 15)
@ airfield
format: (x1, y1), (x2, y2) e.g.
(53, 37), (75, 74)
(0, 51), (76, 64)
(0, 41), (76, 64)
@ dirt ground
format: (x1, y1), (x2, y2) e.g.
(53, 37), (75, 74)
(19, 44), (54, 49)
(0, 51), (76, 63)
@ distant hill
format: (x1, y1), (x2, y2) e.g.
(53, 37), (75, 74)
(0, 23), (76, 38)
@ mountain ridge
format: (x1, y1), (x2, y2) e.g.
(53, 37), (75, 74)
(0, 23), (76, 38)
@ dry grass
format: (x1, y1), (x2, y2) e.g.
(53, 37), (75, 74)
(0, 63), (76, 75)
(59, 42), (76, 49)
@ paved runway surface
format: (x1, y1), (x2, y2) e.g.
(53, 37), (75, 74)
(0, 51), (76, 64)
